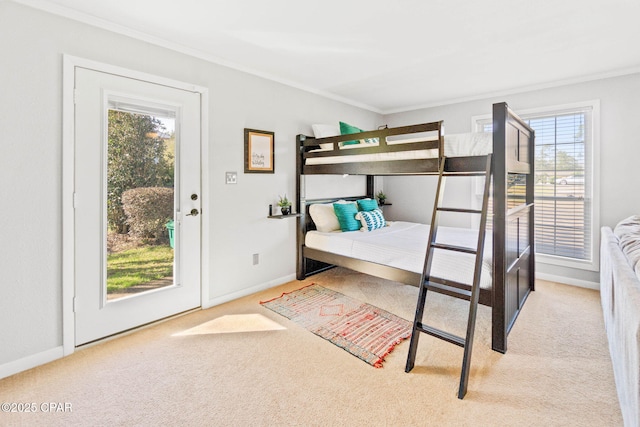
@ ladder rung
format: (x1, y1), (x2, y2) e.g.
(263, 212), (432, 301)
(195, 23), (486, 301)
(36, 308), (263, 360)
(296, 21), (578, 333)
(428, 277), (472, 291)
(416, 322), (465, 347)
(437, 207), (482, 214)
(425, 280), (472, 301)
(431, 243), (477, 254)
(442, 172), (487, 177)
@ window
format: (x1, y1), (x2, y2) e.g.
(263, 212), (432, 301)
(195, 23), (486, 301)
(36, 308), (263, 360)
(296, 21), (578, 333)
(473, 101), (600, 271)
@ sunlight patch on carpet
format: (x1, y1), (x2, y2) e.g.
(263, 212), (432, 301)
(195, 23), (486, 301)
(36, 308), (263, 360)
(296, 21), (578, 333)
(173, 314), (286, 336)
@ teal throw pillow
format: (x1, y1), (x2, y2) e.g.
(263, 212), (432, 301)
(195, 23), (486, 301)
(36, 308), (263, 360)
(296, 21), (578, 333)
(333, 202), (360, 232)
(357, 198), (379, 212)
(339, 121), (364, 146)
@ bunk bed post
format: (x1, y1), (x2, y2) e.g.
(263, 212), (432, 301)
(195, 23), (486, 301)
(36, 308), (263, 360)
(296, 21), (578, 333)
(528, 131), (536, 293)
(492, 103), (508, 353)
(438, 121), (444, 160)
(492, 102), (536, 354)
(296, 134), (306, 280)
(366, 176), (374, 199)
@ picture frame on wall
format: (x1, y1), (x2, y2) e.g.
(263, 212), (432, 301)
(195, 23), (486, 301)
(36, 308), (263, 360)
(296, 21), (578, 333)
(244, 128), (274, 173)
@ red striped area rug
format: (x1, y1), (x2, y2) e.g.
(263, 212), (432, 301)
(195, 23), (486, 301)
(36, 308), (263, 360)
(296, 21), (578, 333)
(260, 284), (412, 368)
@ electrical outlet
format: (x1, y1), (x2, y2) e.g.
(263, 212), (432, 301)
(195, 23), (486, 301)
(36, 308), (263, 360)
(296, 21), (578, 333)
(252, 253), (259, 265)
(225, 171), (237, 184)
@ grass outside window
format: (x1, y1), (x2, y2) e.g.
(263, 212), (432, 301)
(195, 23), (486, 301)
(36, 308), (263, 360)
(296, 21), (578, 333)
(107, 245), (173, 293)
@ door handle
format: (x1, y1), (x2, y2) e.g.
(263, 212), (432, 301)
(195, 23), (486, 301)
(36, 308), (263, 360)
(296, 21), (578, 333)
(187, 208), (199, 216)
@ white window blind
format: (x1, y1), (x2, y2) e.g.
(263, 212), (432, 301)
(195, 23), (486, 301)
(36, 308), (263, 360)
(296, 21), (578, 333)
(475, 102), (598, 269)
(531, 110), (590, 260)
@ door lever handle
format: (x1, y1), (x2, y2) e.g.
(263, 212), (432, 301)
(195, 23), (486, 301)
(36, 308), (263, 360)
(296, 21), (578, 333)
(187, 208), (199, 216)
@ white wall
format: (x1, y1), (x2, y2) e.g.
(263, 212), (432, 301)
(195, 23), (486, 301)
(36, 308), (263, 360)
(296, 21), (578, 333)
(382, 72), (640, 286)
(0, 2), (379, 373)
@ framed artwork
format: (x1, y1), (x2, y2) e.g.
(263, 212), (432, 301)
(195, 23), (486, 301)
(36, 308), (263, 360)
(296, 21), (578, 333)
(244, 128), (274, 173)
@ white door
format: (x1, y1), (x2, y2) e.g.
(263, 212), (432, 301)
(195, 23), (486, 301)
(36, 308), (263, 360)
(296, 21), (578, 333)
(74, 67), (202, 345)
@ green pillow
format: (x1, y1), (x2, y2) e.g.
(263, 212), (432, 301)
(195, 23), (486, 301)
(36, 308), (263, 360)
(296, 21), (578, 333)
(333, 202), (360, 231)
(357, 198), (379, 212)
(339, 121), (363, 146)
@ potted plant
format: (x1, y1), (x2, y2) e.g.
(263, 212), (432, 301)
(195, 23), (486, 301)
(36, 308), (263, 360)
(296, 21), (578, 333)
(376, 191), (387, 205)
(278, 194), (292, 215)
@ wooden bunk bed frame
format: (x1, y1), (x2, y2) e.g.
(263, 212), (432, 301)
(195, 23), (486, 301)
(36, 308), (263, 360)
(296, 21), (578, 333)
(295, 102), (535, 353)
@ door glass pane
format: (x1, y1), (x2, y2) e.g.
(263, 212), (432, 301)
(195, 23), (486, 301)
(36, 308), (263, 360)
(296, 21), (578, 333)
(106, 108), (176, 301)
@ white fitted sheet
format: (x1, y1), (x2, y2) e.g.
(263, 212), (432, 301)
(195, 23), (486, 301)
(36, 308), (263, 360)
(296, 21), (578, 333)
(305, 221), (492, 289)
(305, 132), (491, 165)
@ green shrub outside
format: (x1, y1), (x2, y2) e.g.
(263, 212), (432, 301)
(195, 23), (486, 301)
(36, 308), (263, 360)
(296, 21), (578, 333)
(122, 187), (174, 244)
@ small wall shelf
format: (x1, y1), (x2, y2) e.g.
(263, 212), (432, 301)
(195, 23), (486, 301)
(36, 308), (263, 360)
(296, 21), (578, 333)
(268, 213), (302, 219)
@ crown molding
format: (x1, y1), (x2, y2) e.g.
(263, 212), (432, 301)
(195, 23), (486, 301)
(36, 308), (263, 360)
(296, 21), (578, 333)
(10, 0), (382, 114)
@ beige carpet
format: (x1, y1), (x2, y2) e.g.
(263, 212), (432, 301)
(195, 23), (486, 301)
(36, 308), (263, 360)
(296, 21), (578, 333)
(0, 268), (622, 426)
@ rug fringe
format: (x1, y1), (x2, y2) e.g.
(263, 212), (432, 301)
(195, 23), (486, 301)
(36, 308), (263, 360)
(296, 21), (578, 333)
(259, 283), (317, 305)
(373, 334), (413, 368)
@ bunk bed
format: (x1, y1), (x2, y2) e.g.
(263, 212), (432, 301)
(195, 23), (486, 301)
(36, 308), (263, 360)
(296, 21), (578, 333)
(295, 102), (535, 353)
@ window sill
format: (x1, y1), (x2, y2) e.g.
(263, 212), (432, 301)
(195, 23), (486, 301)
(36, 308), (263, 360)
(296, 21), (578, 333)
(535, 252), (599, 272)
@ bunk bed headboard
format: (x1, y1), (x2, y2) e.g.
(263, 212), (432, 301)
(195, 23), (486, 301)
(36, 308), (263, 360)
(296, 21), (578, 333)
(300, 197), (365, 233)
(296, 196), (368, 279)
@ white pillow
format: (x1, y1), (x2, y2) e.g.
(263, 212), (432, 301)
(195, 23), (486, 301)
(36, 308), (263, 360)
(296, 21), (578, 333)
(309, 200), (355, 232)
(312, 124), (340, 138)
(309, 203), (340, 232)
(312, 124), (340, 150)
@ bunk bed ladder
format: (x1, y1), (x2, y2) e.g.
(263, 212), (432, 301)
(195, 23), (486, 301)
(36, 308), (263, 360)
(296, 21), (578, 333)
(405, 154), (493, 400)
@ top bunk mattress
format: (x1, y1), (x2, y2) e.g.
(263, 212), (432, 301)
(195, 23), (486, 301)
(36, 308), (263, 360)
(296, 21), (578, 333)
(305, 221), (492, 289)
(305, 132), (491, 165)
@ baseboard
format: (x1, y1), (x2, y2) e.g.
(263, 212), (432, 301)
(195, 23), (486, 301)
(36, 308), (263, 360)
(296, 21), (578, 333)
(0, 346), (64, 380)
(536, 272), (600, 290)
(203, 273), (297, 309)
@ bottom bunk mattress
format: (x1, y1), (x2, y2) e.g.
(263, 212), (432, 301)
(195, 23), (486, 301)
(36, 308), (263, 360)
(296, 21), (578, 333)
(305, 221), (493, 289)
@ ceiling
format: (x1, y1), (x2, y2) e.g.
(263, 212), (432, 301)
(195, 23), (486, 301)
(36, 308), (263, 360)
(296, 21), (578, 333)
(16, 0), (640, 113)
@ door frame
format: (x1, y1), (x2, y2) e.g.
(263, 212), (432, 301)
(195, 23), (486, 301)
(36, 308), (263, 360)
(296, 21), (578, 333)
(62, 55), (210, 355)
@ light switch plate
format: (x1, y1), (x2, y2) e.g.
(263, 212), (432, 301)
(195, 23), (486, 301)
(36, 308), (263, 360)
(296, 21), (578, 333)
(225, 171), (237, 184)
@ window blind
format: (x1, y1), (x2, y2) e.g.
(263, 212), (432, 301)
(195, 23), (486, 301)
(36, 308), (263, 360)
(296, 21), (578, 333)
(530, 110), (591, 261)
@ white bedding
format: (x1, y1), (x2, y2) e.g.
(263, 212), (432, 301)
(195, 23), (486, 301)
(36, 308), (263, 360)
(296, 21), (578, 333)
(305, 221), (492, 289)
(305, 132), (492, 165)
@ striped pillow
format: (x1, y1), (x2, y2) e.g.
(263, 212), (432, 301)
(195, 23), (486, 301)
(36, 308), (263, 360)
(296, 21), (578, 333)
(355, 209), (386, 231)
